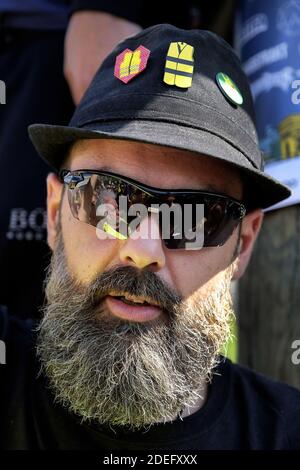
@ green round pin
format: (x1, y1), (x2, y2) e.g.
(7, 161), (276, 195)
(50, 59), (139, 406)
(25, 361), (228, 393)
(216, 72), (243, 106)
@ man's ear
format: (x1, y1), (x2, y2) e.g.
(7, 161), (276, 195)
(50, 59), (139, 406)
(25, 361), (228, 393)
(47, 173), (64, 250)
(232, 208), (264, 280)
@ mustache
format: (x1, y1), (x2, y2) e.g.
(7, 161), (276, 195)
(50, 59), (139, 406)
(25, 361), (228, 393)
(85, 265), (183, 314)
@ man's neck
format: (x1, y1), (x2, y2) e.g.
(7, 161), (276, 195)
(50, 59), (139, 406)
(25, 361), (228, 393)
(154, 382), (208, 424)
(179, 382), (208, 419)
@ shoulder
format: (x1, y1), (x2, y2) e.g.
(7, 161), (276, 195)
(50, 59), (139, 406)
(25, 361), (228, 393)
(0, 304), (36, 347)
(0, 305), (37, 376)
(226, 359), (300, 449)
(0, 307), (40, 448)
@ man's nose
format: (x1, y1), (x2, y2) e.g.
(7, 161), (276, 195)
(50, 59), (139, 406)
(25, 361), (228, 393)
(118, 214), (166, 270)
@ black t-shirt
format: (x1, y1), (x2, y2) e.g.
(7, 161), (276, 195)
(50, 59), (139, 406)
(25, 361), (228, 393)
(1, 307), (300, 450)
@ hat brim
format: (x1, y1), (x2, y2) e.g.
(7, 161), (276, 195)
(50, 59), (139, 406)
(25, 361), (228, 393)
(28, 120), (291, 210)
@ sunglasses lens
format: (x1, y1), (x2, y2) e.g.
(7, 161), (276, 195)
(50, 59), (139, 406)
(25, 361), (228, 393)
(202, 199), (239, 247)
(68, 174), (117, 230)
(163, 197), (239, 249)
(67, 173), (153, 238)
(66, 173), (242, 249)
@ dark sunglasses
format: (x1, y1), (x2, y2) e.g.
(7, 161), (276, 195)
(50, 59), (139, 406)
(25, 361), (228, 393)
(59, 169), (246, 250)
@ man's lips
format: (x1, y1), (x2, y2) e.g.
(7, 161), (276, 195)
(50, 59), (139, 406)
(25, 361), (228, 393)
(104, 295), (162, 323)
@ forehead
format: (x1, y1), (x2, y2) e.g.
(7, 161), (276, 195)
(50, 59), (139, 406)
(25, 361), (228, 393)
(67, 138), (242, 197)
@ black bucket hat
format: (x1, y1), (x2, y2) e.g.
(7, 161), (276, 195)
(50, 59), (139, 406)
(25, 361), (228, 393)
(28, 23), (291, 209)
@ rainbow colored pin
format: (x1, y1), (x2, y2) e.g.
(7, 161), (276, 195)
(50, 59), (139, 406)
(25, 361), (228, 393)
(114, 45), (150, 84)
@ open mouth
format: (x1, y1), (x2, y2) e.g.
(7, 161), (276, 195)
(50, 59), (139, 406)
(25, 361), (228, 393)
(105, 295), (162, 323)
(114, 296), (151, 306)
(109, 293), (158, 307)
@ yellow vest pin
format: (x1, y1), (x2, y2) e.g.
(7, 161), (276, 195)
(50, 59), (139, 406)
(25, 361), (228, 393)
(114, 45), (150, 84)
(216, 72), (243, 106)
(163, 42), (194, 88)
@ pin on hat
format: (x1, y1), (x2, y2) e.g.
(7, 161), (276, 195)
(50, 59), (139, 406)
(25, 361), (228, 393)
(29, 24), (291, 210)
(216, 72), (243, 106)
(163, 42), (194, 88)
(114, 45), (150, 84)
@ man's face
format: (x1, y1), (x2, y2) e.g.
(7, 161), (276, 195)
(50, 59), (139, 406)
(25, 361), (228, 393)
(59, 138), (243, 294)
(37, 139), (261, 429)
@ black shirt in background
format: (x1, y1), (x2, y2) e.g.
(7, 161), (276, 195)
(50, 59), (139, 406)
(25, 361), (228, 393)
(0, 308), (300, 450)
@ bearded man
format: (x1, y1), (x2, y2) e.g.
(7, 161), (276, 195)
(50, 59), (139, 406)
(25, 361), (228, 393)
(1, 24), (299, 450)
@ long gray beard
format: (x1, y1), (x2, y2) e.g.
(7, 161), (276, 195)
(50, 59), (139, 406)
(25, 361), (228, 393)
(36, 232), (237, 430)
